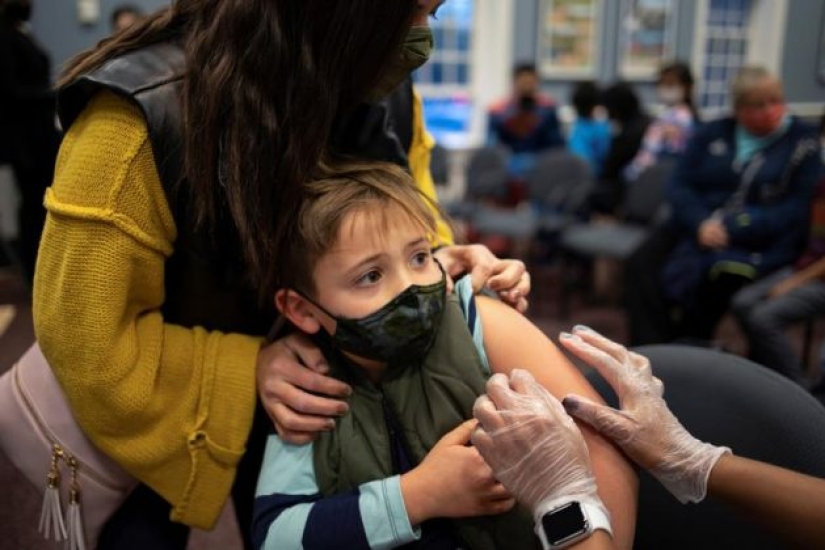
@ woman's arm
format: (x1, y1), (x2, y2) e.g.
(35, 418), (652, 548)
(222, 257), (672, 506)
(34, 91), (259, 529)
(475, 297), (638, 550)
(708, 454), (825, 549)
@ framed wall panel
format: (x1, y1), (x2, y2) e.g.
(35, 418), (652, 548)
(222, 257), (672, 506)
(537, 0), (601, 78)
(619, 0), (678, 79)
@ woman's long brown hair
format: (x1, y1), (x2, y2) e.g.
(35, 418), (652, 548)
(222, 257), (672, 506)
(60, 0), (418, 301)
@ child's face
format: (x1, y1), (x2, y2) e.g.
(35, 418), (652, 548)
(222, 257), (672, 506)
(310, 206), (440, 335)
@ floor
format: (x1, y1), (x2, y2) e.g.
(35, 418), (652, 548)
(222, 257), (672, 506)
(0, 262), (821, 549)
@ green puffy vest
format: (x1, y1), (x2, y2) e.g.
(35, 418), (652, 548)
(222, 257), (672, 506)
(313, 294), (539, 549)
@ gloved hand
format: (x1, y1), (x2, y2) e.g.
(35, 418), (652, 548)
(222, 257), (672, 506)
(559, 326), (731, 504)
(471, 370), (609, 523)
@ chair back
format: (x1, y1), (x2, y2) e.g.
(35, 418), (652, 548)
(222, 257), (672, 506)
(525, 150), (593, 214)
(586, 344), (825, 550)
(622, 160), (674, 225)
(465, 147), (508, 200)
(430, 143), (450, 186)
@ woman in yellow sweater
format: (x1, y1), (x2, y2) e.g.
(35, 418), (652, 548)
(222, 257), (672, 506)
(35, 1), (531, 548)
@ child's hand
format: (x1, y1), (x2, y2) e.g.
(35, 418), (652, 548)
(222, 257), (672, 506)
(400, 420), (515, 525)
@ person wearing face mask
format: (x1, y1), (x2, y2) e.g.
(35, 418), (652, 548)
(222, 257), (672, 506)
(730, 110), (825, 392)
(487, 63), (566, 179)
(624, 66), (823, 347)
(623, 61), (698, 183)
(254, 161), (637, 550)
(0, 0), (60, 284)
(31, 1), (533, 549)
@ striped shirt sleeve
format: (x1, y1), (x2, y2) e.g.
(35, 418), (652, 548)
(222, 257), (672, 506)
(454, 276), (491, 375)
(253, 435), (421, 549)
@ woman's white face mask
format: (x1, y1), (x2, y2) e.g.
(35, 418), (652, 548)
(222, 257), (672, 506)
(657, 85), (685, 106)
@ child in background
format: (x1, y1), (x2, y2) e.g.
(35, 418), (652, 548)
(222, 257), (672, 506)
(568, 81), (612, 177)
(623, 61), (697, 182)
(252, 162), (636, 550)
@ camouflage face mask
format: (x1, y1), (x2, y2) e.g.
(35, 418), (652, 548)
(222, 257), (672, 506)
(302, 267), (446, 363)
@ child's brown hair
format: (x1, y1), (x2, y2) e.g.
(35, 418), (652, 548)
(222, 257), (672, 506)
(277, 161), (444, 297)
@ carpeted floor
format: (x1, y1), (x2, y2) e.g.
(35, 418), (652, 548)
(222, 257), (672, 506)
(0, 263), (821, 549)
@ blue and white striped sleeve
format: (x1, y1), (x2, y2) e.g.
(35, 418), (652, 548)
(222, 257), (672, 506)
(455, 275), (491, 375)
(252, 434), (421, 550)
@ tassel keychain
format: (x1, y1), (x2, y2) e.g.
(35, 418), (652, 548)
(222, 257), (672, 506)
(38, 443), (67, 541)
(65, 455), (87, 550)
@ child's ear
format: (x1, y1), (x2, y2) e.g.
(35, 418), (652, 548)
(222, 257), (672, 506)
(275, 289), (322, 334)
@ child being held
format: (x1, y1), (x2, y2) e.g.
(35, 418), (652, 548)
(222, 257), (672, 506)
(253, 162), (636, 550)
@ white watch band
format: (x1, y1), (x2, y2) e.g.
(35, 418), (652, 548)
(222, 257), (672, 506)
(535, 501), (613, 549)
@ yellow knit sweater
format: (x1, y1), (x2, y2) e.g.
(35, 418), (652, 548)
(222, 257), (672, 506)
(33, 90), (450, 529)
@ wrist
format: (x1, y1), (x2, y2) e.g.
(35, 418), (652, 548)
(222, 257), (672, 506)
(534, 499), (612, 549)
(400, 469), (434, 525)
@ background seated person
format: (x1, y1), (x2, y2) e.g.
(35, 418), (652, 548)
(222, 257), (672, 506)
(623, 61), (698, 183)
(731, 127), (825, 389)
(588, 82), (651, 217)
(487, 62), (565, 179)
(567, 81), (611, 178)
(624, 66), (822, 346)
(253, 162), (637, 550)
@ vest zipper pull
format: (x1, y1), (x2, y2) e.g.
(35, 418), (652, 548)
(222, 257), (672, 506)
(39, 443), (68, 542)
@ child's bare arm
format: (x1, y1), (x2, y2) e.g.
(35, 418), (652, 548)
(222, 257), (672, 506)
(475, 296), (638, 550)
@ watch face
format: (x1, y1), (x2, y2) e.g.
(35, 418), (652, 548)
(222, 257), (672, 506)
(542, 502), (588, 546)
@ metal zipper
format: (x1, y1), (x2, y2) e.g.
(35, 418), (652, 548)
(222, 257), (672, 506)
(13, 364), (126, 491)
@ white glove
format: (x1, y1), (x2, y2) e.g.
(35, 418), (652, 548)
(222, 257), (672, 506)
(559, 326), (730, 504)
(471, 370), (610, 524)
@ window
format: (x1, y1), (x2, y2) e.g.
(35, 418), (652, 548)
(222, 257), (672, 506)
(414, 0), (474, 92)
(414, 0), (475, 145)
(537, 0), (601, 78)
(698, 0), (752, 111)
(619, 0), (677, 79)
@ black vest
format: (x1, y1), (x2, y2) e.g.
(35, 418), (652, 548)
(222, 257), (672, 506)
(57, 42), (416, 335)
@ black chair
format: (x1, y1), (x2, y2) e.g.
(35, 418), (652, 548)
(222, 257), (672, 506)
(585, 344), (825, 550)
(430, 143), (450, 187)
(469, 150), (593, 243)
(446, 146), (510, 222)
(557, 160), (674, 317)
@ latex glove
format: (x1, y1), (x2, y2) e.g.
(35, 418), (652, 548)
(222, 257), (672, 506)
(559, 326), (730, 504)
(471, 370), (608, 522)
(434, 244), (530, 312)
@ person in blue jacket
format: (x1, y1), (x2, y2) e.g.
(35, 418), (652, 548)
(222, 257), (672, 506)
(624, 66), (822, 346)
(487, 63), (565, 178)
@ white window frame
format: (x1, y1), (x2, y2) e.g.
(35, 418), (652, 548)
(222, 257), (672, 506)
(692, 0), (788, 119)
(415, 0), (515, 148)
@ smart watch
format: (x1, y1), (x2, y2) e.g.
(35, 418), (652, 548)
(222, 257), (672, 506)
(535, 501), (612, 549)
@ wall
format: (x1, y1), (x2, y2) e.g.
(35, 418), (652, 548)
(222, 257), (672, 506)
(31, 0), (170, 78)
(513, 0), (823, 113)
(781, 0), (825, 106)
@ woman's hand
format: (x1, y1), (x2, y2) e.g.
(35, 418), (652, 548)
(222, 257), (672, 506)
(257, 333), (352, 445)
(400, 420), (515, 525)
(434, 244), (530, 312)
(559, 326), (730, 504)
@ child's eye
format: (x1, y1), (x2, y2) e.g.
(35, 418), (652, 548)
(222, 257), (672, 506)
(355, 270), (382, 287)
(410, 250), (431, 268)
